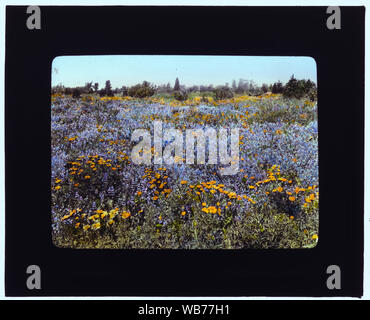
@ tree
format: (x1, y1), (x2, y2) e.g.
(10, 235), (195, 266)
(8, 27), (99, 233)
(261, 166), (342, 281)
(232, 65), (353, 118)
(121, 86), (128, 96)
(271, 81), (284, 94)
(236, 79), (245, 94)
(85, 81), (93, 94)
(261, 83), (269, 93)
(93, 82), (99, 93)
(283, 75), (316, 99)
(64, 87), (72, 95)
(72, 88), (81, 99)
(215, 86), (234, 100)
(166, 82), (171, 93)
(104, 80), (113, 97)
(232, 80), (237, 92)
(174, 78), (180, 91)
(128, 81), (156, 98)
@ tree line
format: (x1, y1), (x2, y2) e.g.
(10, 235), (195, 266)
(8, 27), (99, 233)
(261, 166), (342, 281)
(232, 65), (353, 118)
(52, 75), (317, 101)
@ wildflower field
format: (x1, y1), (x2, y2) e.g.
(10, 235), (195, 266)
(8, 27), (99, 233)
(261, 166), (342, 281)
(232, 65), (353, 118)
(51, 93), (318, 249)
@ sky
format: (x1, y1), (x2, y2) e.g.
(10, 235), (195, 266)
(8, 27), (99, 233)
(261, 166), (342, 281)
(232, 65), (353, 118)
(51, 55), (317, 89)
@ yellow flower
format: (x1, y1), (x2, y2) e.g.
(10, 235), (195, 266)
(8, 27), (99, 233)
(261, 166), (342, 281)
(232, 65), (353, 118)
(180, 180), (187, 185)
(75, 223), (80, 228)
(92, 222), (101, 230)
(121, 211), (131, 219)
(84, 175), (90, 179)
(137, 191), (142, 196)
(248, 198), (256, 204)
(83, 225), (90, 231)
(181, 211), (186, 216)
(208, 206), (217, 214)
(54, 186), (61, 190)
(289, 196), (296, 202)
(312, 234), (318, 240)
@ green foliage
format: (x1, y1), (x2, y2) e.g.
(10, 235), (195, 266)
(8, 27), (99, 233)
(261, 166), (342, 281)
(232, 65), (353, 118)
(251, 97), (317, 125)
(128, 81), (156, 98)
(283, 75), (317, 100)
(173, 90), (189, 101)
(307, 88), (317, 101)
(53, 163), (318, 249)
(261, 83), (269, 93)
(271, 81), (284, 94)
(200, 91), (215, 102)
(174, 77), (180, 91)
(104, 80), (114, 97)
(72, 88), (81, 99)
(214, 87), (234, 100)
(121, 86), (128, 96)
(53, 194), (318, 249)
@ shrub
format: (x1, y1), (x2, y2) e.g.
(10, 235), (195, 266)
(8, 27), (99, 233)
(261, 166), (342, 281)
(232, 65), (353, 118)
(174, 77), (180, 91)
(251, 96), (317, 125)
(261, 83), (269, 93)
(104, 80), (114, 97)
(64, 87), (72, 95)
(307, 88), (318, 101)
(271, 81), (284, 94)
(173, 90), (189, 101)
(283, 76), (316, 99)
(214, 87), (234, 100)
(121, 86), (128, 96)
(128, 81), (156, 98)
(72, 88), (81, 99)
